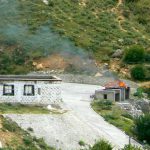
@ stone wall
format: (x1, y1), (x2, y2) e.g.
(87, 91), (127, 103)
(0, 81), (61, 105)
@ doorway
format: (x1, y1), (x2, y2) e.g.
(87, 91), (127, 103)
(115, 93), (120, 102)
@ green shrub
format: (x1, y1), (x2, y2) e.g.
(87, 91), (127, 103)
(134, 113), (150, 144)
(78, 140), (85, 146)
(133, 88), (144, 98)
(122, 144), (142, 150)
(90, 139), (113, 150)
(35, 138), (54, 149)
(143, 88), (150, 98)
(123, 45), (145, 64)
(145, 53), (150, 62)
(97, 100), (113, 110)
(23, 135), (33, 145)
(122, 112), (133, 120)
(131, 65), (146, 81)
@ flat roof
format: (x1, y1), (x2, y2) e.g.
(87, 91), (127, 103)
(0, 75), (62, 81)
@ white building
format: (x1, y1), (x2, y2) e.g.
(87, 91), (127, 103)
(0, 75), (62, 105)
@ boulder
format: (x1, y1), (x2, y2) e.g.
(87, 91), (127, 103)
(112, 49), (123, 58)
(136, 99), (150, 113)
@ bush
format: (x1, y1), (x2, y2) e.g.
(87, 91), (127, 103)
(123, 45), (145, 64)
(133, 88), (144, 98)
(134, 114), (150, 144)
(97, 100), (113, 110)
(78, 140), (85, 146)
(23, 135), (33, 145)
(131, 65), (146, 81)
(90, 139), (113, 150)
(122, 144), (142, 150)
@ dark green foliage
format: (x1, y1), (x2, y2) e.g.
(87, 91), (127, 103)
(27, 127), (33, 132)
(78, 140), (85, 146)
(0, 47), (33, 75)
(133, 88), (144, 98)
(122, 144), (142, 150)
(90, 139), (113, 150)
(131, 65), (146, 81)
(143, 88), (150, 98)
(134, 114), (150, 144)
(97, 100), (113, 110)
(145, 52), (150, 63)
(123, 45), (145, 64)
(33, 137), (55, 150)
(23, 135), (33, 145)
(125, 0), (140, 3)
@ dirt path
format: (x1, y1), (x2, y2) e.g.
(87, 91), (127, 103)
(111, 0), (127, 32)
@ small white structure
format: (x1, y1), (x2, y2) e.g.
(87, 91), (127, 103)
(94, 80), (130, 102)
(0, 75), (62, 105)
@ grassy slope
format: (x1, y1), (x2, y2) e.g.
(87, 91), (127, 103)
(0, 115), (55, 149)
(0, 103), (50, 114)
(19, 0), (150, 60)
(0, 0), (150, 74)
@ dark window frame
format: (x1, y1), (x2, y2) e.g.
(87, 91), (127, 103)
(24, 85), (35, 96)
(3, 84), (14, 96)
(104, 94), (107, 99)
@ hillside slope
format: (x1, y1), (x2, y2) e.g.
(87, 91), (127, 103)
(0, 0), (150, 74)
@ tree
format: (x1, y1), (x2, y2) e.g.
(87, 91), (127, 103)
(123, 45), (145, 64)
(134, 114), (150, 144)
(131, 65), (146, 81)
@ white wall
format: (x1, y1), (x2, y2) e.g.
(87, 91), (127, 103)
(95, 91), (115, 101)
(0, 80), (61, 105)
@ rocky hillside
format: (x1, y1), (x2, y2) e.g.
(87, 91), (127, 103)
(0, 0), (150, 74)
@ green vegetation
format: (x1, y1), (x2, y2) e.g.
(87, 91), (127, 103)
(133, 88), (144, 98)
(131, 65), (146, 81)
(143, 88), (150, 98)
(0, 0), (150, 74)
(0, 115), (55, 149)
(123, 45), (145, 64)
(122, 144), (142, 150)
(89, 140), (142, 150)
(90, 139), (113, 150)
(91, 100), (134, 136)
(0, 103), (50, 114)
(78, 140), (86, 146)
(134, 113), (150, 144)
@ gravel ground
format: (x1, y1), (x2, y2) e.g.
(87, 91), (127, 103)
(5, 83), (141, 150)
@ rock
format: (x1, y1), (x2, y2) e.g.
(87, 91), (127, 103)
(136, 99), (150, 113)
(47, 105), (52, 110)
(0, 141), (2, 148)
(95, 72), (103, 77)
(112, 49), (123, 58)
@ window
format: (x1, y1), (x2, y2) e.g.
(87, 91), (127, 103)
(3, 85), (14, 96)
(24, 85), (34, 96)
(104, 94), (107, 99)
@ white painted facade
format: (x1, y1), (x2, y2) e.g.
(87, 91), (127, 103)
(0, 76), (62, 105)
